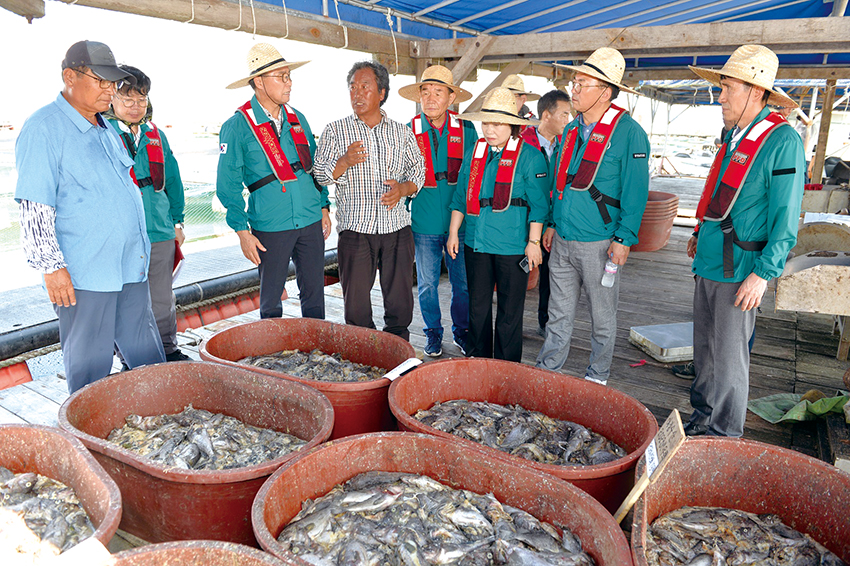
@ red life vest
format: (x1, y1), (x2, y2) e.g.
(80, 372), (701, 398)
(466, 137), (525, 217)
(120, 123), (165, 192)
(695, 111), (789, 277)
(554, 104), (628, 224)
(412, 111), (464, 188)
(283, 104), (313, 174)
(237, 101), (298, 193)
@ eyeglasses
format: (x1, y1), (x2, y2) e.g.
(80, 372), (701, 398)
(114, 94), (149, 108)
(73, 69), (117, 90)
(571, 81), (608, 93)
(262, 72), (291, 83)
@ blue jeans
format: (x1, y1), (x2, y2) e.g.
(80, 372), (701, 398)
(414, 232), (469, 341)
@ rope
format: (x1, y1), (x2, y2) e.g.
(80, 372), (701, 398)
(175, 285), (261, 313)
(250, 0), (256, 37)
(0, 344), (62, 370)
(281, 0), (290, 39)
(385, 9), (399, 75)
(183, 0), (195, 24)
(332, 0), (349, 49)
(229, 0), (243, 31)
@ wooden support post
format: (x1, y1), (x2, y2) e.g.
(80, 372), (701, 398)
(811, 79), (836, 184)
(447, 35), (495, 85)
(463, 60), (529, 113)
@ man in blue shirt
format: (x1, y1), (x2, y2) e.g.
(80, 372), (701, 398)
(15, 41), (165, 393)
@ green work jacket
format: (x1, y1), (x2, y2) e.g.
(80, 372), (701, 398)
(107, 119), (184, 244)
(693, 107), (805, 283)
(216, 96), (329, 233)
(408, 113), (478, 235)
(550, 111), (650, 246)
(450, 140), (549, 256)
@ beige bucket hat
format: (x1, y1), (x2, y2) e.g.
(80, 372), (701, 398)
(501, 74), (540, 101)
(398, 64), (472, 103)
(226, 43), (309, 90)
(457, 87), (539, 126)
(555, 47), (639, 95)
(689, 45), (796, 108)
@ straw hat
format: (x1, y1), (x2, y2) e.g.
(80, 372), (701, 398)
(555, 47), (639, 95)
(457, 87), (539, 126)
(501, 75), (540, 101)
(226, 43), (309, 90)
(398, 65), (472, 103)
(689, 45), (796, 108)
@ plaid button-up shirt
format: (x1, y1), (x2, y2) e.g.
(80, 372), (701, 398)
(314, 110), (425, 234)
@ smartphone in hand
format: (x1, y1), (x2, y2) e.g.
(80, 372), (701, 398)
(519, 256), (530, 273)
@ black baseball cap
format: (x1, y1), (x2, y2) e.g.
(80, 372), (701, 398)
(62, 40), (134, 83)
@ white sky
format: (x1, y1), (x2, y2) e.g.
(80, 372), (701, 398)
(0, 1), (726, 137)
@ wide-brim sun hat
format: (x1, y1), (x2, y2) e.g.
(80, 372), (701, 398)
(555, 47), (639, 95)
(689, 44), (797, 108)
(501, 74), (540, 101)
(226, 43), (309, 90)
(457, 87), (539, 126)
(398, 64), (472, 103)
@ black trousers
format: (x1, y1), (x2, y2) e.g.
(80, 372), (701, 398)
(254, 221), (325, 320)
(464, 246), (529, 362)
(338, 227), (415, 340)
(538, 247), (551, 329)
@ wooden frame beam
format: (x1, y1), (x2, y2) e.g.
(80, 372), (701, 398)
(448, 35), (494, 85)
(0, 0), (45, 21)
(463, 59), (529, 113)
(54, 0), (416, 74)
(616, 67), (850, 81)
(414, 17), (850, 63)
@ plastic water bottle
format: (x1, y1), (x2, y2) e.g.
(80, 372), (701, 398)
(601, 258), (618, 288)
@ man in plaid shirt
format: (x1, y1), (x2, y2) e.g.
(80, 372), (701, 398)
(314, 61), (425, 340)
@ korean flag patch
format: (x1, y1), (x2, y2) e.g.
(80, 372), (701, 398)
(220, 143), (228, 154)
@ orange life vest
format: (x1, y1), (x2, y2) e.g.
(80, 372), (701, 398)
(555, 104), (628, 224)
(466, 137), (526, 217)
(412, 111), (464, 187)
(120, 123), (165, 192)
(696, 112), (789, 277)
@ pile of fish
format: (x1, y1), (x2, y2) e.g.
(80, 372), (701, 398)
(277, 471), (595, 565)
(0, 466), (94, 554)
(239, 349), (386, 382)
(106, 405), (307, 470)
(645, 506), (845, 565)
(413, 400), (627, 467)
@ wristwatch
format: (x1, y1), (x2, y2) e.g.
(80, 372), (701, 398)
(529, 239), (541, 245)
(174, 223), (185, 230)
(612, 235), (624, 244)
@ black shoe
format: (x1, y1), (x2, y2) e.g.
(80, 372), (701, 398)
(165, 349), (192, 362)
(684, 421), (709, 436)
(671, 361), (696, 379)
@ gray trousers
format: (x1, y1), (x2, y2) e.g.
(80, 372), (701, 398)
(536, 235), (618, 381)
(57, 281), (165, 393)
(690, 275), (756, 438)
(149, 239), (178, 354)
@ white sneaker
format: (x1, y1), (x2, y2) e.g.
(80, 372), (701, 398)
(584, 375), (607, 386)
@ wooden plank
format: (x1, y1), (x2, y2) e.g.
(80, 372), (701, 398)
(810, 79), (837, 184)
(0, 405), (27, 425)
(0, 385), (60, 426)
(0, 0), (44, 20)
(418, 17), (850, 62)
(448, 35), (495, 85)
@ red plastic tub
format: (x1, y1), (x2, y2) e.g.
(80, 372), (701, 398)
(0, 424), (122, 550)
(388, 358), (658, 514)
(632, 191), (679, 252)
(631, 437), (850, 564)
(200, 318), (416, 439)
(253, 432), (633, 566)
(113, 540), (285, 565)
(58, 361), (334, 546)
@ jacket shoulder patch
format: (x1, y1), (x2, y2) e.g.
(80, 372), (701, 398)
(536, 172), (547, 178)
(632, 152), (646, 159)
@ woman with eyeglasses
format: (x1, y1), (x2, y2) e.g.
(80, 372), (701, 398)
(446, 87), (550, 362)
(105, 64), (190, 366)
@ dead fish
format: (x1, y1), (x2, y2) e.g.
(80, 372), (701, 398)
(239, 348), (386, 383)
(107, 404), (307, 471)
(645, 506), (845, 566)
(277, 471), (596, 566)
(413, 400), (627, 467)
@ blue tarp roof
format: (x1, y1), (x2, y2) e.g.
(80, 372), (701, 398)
(254, 0), (850, 71)
(640, 79), (850, 107)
